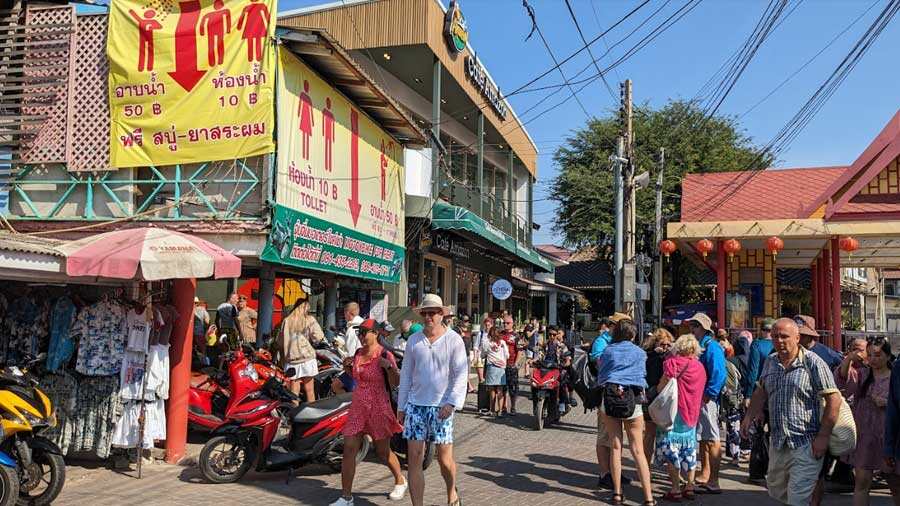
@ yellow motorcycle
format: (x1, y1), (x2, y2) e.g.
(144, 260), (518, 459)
(0, 357), (64, 506)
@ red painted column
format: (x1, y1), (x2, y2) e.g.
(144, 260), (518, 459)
(822, 245), (832, 345)
(818, 253), (827, 333)
(810, 259), (818, 323)
(716, 240), (727, 330)
(831, 237), (842, 351)
(166, 278), (196, 464)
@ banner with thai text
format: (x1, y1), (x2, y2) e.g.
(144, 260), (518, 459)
(264, 48), (405, 282)
(107, 0), (276, 168)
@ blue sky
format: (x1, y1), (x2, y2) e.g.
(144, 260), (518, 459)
(94, 0), (900, 245)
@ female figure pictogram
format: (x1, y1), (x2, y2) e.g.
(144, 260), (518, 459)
(297, 80), (314, 160)
(379, 140), (387, 201)
(128, 9), (162, 72)
(322, 97), (335, 171)
(236, 0), (270, 63)
(200, 0), (231, 67)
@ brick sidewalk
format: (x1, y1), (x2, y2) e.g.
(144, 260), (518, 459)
(56, 392), (893, 505)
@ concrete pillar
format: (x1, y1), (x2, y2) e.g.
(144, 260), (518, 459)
(431, 57), (442, 200)
(527, 176), (533, 247)
(256, 263), (275, 347)
(325, 279), (338, 330)
(166, 278), (196, 464)
(823, 245), (832, 334)
(507, 150), (514, 235)
(716, 240), (727, 330)
(549, 291), (558, 325)
(831, 237), (842, 351)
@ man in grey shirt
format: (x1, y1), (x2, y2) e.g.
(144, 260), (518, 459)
(216, 293), (239, 332)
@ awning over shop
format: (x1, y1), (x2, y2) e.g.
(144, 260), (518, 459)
(0, 232), (65, 279)
(431, 201), (554, 273)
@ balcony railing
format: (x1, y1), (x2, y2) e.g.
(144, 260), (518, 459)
(443, 181), (531, 247)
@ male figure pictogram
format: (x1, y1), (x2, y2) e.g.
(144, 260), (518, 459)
(236, 0), (270, 63)
(322, 97), (335, 171)
(128, 8), (162, 72)
(200, 0), (231, 67)
(298, 80), (314, 160)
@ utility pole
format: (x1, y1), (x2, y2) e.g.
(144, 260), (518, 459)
(620, 79), (636, 317)
(612, 136), (626, 312)
(653, 148), (665, 325)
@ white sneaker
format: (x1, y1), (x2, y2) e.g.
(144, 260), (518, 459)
(329, 497), (354, 506)
(388, 482), (408, 501)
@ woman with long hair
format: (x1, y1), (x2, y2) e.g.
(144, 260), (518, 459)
(654, 335), (707, 502)
(482, 326), (509, 417)
(330, 319), (406, 506)
(274, 298), (323, 402)
(642, 328), (674, 464)
(596, 320), (655, 506)
(836, 337), (894, 506)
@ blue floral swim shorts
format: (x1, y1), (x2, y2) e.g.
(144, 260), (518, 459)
(402, 404), (454, 444)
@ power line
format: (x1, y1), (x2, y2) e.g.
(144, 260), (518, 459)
(564, 0), (617, 102)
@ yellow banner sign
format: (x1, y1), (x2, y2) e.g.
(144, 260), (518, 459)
(268, 48), (405, 279)
(107, 0), (276, 168)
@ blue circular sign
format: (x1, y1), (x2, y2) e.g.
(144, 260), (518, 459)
(491, 278), (513, 300)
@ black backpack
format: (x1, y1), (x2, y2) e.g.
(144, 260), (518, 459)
(602, 383), (637, 419)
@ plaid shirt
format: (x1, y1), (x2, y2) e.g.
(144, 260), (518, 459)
(760, 347), (839, 450)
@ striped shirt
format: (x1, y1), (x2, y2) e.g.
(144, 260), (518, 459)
(760, 347), (839, 450)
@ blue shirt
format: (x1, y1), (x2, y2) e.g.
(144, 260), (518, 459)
(590, 330), (612, 362)
(698, 334), (727, 399)
(809, 342), (842, 371)
(596, 341), (648, 388)
(884, 359), (900, 460)
(744, 338), (774, 397)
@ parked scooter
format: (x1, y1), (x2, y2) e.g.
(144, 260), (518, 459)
(0, 356), (65, 505)
(188, 345), (273, 432)
(530, 356), (573, 430)
(198, 377), (369, 483)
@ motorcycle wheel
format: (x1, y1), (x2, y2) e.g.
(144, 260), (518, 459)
(16, 444), (64, 506)
(199, 435), (254, 484)
(533, 397), (545, 431)
(0, 465), (17, 506)
(327, 435), (370, 473)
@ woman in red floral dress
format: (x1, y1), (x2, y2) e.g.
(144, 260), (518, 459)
(331, 319), (407, 506)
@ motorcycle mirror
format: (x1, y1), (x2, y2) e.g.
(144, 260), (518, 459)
(219, 334), (228, 344)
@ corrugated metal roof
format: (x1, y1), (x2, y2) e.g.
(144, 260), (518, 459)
(0, 233), (65, 257)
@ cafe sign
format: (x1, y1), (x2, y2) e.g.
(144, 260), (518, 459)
(443, 0), (468, 54)
(465, 55), (508, 120)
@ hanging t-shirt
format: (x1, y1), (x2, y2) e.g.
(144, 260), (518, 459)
(119, 350), (148, 401)
(146, 344), (170, 400)
(126, 309), (151, 353)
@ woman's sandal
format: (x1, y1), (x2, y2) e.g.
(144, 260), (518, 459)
(644, 501), (659, 506)
(662, 491), (682, 502)
(611, 493), (624, 505)
(681, 487), (696, 500)
(448, 487), (462, 506)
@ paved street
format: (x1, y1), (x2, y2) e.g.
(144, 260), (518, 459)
(55, 388), (893, 506)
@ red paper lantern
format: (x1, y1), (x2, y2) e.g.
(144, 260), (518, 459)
(659, 240), (677, 258)
(696, 239), (714, 259)
(839, 236), (859, 254)
(766, 236), (784, 256)
(723, 238), (742, 259)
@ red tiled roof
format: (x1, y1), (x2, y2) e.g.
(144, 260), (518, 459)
(680, 166), (848, 222)
(535, 244), (571, 262)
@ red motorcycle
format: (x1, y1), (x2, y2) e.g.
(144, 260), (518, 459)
(198, 372), (369, 483)
(189, 347), (283, 431)
(530, 357), (573, 430)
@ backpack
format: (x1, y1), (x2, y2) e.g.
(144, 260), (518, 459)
(722, 359), (743, 410)
(602, 383), (637, 419)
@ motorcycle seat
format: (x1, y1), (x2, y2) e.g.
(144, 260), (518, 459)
(289, 393), (352, 423)
(190, 372), (220, 392)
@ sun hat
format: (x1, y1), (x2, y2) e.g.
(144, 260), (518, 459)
(761, 318), (776, 330)
(415, 293), (450, 316)
(794, 314), (819, 338)
(687, 312), (713, 332)
(608, 312), (632, 323)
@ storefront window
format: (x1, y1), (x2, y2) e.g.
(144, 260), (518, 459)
(407, 252), (420, 307)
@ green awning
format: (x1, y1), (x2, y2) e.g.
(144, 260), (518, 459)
(431, 201), (554, 273)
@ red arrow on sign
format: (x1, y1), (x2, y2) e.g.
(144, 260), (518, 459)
(167, 0), (206, 92)
(348, 109), (362, 226)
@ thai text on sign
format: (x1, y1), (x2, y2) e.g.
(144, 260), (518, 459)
(107, 0), (276, 168)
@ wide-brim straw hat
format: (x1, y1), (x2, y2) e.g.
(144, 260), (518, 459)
(415, 293), (450, 316)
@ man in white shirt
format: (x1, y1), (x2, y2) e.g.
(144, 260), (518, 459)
(343, 302), (364, 357)
(397, 294), (467, 506)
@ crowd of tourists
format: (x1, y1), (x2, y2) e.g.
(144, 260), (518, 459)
(198, 290), (900, 506)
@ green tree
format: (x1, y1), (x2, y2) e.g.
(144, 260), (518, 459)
(548, 100), (774, 303)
